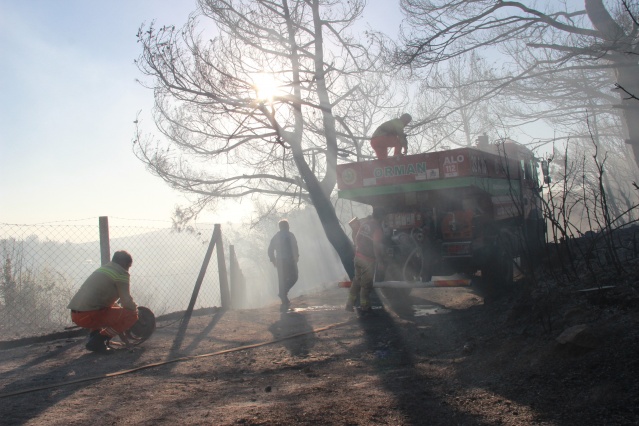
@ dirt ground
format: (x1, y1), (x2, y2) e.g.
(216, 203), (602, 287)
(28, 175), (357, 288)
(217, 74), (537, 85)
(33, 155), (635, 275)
(1, 280), (638, 426)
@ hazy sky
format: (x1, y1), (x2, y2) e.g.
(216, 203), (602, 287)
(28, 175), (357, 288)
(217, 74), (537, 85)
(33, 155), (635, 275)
(0, 0), (195, 225)
(0, 0), (403, 225)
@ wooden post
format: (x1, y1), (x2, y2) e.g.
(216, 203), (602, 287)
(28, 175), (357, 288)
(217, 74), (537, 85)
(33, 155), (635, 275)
(229, 245), (237, 308)
(215, 224), (231, 310)
(183, 226), (218, 324)
(99, 216), (110, 266)
(228, 245), (247, 309)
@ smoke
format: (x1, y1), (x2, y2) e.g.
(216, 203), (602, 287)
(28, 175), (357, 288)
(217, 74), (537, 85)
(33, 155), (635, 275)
(222, 206), (354, 309)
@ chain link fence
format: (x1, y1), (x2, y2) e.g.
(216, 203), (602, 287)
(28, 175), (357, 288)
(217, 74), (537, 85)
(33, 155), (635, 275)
(0, 218), (224, 341)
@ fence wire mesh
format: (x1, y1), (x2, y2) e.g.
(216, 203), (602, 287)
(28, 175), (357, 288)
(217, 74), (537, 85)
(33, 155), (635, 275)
(0, 218), (222, 341)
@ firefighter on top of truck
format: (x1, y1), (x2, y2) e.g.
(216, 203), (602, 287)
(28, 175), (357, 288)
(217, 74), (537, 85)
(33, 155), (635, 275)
(370, 113), (412, 159)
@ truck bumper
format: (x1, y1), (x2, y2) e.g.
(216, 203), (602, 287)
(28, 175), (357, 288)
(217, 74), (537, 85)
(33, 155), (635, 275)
(338, 274), (473, 289)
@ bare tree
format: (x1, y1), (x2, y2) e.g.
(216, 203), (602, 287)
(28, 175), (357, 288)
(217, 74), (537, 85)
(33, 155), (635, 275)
(496, 60), (638, 218)
(397, 0), (639, 167)
(411, 51), (502, 150)
(134, 0), (399, 278)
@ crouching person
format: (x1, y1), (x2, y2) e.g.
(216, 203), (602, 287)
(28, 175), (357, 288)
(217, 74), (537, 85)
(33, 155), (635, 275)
(68, 250), (139, 353)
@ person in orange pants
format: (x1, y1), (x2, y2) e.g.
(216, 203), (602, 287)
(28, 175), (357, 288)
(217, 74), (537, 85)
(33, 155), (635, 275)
(68, 250), (139, 353)
(370, 113), (412, 159)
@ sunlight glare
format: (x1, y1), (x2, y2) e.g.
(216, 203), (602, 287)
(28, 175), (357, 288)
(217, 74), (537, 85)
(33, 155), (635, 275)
(253, 72), (278, 103)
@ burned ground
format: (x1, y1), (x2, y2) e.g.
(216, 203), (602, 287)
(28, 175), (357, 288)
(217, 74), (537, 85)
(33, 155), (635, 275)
(0, 276), (638, 425)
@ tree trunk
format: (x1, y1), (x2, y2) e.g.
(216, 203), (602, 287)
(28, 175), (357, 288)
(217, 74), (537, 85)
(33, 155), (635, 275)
(585, 0), (639, 169)
(291, 148), (355, 279)
(616, 65), (639, 168)
(310, 0), (339, 194)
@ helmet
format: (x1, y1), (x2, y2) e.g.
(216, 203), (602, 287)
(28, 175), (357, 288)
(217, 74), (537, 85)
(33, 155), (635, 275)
(400, 113), (412, 124)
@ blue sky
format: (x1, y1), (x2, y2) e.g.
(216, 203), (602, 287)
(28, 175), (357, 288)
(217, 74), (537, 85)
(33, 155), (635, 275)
(0, 0), (198, 225)
(0, 1), (401, 225)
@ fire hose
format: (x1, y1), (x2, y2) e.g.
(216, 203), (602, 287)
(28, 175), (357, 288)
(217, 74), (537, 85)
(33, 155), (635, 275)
(0, 318), (354, 399)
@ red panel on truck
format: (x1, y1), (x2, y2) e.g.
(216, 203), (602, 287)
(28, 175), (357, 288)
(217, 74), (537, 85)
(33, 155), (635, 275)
(336, 148), (515, 191)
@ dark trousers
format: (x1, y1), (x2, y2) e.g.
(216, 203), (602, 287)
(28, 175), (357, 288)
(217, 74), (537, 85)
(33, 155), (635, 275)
(276, 258), (298, 304)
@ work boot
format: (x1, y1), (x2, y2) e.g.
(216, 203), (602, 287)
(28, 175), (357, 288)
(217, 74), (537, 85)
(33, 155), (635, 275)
(86, 333), (112, 353)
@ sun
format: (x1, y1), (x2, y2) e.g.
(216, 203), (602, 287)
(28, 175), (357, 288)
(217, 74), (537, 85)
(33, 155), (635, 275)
(253, 72), (279, 103)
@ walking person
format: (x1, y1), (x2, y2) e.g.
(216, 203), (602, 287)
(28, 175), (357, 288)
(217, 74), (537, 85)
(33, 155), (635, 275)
(68, 250), (139, 353)
(345, 209), (385, 316)
(268, 219), (300, 312)
(370, 113), (412, 159)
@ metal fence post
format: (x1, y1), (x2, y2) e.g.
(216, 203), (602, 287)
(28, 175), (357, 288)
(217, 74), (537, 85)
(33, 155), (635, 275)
(183, 226), (218, 324)
(99, 216), (110, 266)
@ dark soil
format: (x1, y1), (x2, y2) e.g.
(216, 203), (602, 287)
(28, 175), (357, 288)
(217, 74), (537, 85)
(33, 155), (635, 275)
(0, 275), (638, 425)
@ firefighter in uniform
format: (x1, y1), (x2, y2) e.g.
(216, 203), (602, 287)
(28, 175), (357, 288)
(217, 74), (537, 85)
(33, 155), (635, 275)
(370, 113), (412, 159)
(68, 250), (139, 353)
(345, 209), (385, 315)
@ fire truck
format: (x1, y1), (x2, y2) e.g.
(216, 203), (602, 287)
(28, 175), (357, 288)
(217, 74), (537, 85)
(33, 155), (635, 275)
(336, 137), (547, 298)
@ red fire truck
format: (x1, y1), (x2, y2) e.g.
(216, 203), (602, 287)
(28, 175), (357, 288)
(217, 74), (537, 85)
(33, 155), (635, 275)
(336, 138), (547, 297)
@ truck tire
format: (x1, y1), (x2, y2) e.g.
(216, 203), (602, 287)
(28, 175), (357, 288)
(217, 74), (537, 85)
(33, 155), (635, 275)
(480, 233), (514, 299)
(523, 217), (546, 269)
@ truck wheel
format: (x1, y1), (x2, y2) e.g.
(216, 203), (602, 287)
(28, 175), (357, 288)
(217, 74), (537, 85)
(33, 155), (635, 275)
(523, 217), (546, 268)
(481, 236), (514, 299)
